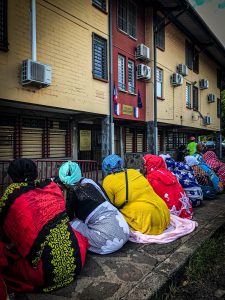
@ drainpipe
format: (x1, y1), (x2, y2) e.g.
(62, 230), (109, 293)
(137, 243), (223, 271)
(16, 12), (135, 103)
(31, 0), (37, 61)
(153, 10), (158, 155)
(109, 0), (114, 154)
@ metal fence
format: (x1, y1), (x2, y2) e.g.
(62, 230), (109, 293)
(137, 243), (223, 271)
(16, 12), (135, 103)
(0, 159), (98, 197)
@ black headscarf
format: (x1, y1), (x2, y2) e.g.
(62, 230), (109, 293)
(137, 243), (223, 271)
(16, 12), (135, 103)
(8, 158), (38, 183)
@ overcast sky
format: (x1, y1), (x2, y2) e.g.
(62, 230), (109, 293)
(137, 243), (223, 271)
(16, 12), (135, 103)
(189, 0), (225, 46)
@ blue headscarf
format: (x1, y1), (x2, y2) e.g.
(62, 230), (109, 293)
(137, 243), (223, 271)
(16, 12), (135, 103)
(59, 161), (82, 185)
(102, 154), (124, 175)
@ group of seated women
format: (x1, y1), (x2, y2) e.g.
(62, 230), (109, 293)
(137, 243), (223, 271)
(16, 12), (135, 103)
(0, 146), (223, 297)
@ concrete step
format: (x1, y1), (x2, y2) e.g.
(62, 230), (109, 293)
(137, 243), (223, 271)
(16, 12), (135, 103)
(16, 194), (225, 300)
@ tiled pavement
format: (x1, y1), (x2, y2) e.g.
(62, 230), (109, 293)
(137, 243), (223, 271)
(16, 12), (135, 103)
(16, 194), (225, 300)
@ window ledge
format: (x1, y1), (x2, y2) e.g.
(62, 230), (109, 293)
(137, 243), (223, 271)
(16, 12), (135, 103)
(118, 88), (128, 93)
(186, 106), (192, 110)
(128, 92), (137, 96)
(93, 76), (108, 83)
(156, 46), (165, 52)
(117, 28), (137, 41)
(92, 3), (108, 14)
(157, 96), (165, 101)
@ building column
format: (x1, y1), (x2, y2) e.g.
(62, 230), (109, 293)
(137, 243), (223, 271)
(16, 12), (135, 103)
(147, 121), (154, 154)
(101, 116), (110, 159)
(216, 131), (222, 158)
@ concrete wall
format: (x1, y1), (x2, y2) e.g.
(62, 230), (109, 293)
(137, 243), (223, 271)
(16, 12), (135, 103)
(152, 22), (220, 131)
(0, 0), (109, 115)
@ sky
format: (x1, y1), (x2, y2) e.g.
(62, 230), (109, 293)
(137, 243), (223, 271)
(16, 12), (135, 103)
(189, 0), (225, 46)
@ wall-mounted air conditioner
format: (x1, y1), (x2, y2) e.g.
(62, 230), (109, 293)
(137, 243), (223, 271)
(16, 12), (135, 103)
(21, 59), (52, 87)
(177, 64), (188, 76)
(136, 64), (151, 80)
(203, 116), (211, 125)
(199, 79), (209, 89)
(208, 93), (215, 103)
(170, 73), (183, 86)
(136, 44), (150, 61)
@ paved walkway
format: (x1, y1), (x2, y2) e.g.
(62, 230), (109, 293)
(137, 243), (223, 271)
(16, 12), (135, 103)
(16, 194), (225, 300)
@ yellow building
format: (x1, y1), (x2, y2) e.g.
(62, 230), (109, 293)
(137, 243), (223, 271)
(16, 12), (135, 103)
(0, 0), (109, 162)
(144, 0), (225, 157)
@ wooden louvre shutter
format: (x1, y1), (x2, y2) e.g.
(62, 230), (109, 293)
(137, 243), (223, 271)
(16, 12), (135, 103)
(0, 125), (14, 159)
(136, 132), (144, 153)
(21, 127), (43, 158)
(49, 121), (66, 158)
(125, 128), (133, 153)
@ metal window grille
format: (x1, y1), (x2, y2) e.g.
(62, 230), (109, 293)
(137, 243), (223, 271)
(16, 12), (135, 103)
(217, 98), (221, 118)
(156, 15), (165, 50)
(92, 0), (106, 11)
(118, 0), (127, 32)
(186, 83), (191, 108)
(193, 86), (199, 111)
(0, 0), (8, 50)
(185, 40), (193, 69)
(156, 68), (163, 98)
(128, 1), (136, 38)
(193, 48), (199, 73)
(128, 60), (135, 94)
(92, 33), (108, 80)
(118, 54), (126, 90)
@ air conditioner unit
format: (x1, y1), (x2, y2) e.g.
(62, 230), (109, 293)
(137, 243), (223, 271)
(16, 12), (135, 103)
(170, 73), (183, 86)
(199, 79), (209, 89)
(136, 44), (150, 61)
(177, 64), (188, 76)
(203, 116), (211, 125)
(208, 93), (215, 103)
(136, 64), (151, 80)
(21, 59), (52, 87)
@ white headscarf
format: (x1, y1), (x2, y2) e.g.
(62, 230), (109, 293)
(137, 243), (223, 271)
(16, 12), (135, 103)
(159, 154), (171, 161)
(185, 156), (199, 167)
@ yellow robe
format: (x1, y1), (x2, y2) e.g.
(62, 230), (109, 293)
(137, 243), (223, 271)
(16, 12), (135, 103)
(103, 169), (170, 235)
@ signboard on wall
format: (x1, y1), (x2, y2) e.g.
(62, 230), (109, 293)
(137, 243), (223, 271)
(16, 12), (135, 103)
(80, 130), (91, 151)
(122, 105), (133, 116)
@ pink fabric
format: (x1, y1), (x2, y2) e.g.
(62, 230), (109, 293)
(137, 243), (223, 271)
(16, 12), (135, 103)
(143, 154), (193, 219)
(129, 215), (198, 244)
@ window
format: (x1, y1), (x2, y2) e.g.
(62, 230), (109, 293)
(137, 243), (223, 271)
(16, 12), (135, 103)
(125, 128), (147, 153)
(193, 86), (199, 111)
(118, 0), (137, 39)
(185, 40), (199, 73)
(118, 54), (126, 91)
(186, 83), (191, 108)
(217, 98), (221, 118)
(128, 60), (135, 94)
(92, 33), (108, 80)
(156, 14), (165, 50)
(156, 68), (163, 98)
(92, 0), (106, 12)
(0, 0), (8, 51)
(217, 69), (221, 89)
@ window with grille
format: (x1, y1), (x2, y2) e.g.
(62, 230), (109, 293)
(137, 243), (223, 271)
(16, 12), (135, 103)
(0, 0), (8, 51)
(118, 0), (136, 39)
(156, 68), (163, 98)
(186, 83), (191, 108)
(193, 86), (199, 111)
(193, 48), (199, 73)
(185, 41), (199, 73)
(128, 60), (135, 94)
(92, 0), (106, 12)
(92, 33), (108, 80)
(217, 98), (221, 118)
(118, 54), (126, 91)
(156, 14), (165, 50)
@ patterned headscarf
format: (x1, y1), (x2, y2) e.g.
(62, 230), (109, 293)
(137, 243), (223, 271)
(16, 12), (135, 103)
(8, 158), (38, 183)
(102, 154), (124, 175)
(59, 161), (82, 185)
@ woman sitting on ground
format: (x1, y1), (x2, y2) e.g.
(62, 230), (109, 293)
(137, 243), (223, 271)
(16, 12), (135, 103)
(102, 154), (170, 235)
(58, 161), (130, 255)
(203, 150), (225, 186)
(160, 155), (203, 207)
(193, 143), (223, 193)
(143, 154), (193, 218)
(185, 156), (217, 200)
(0, 158), (88, 294)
